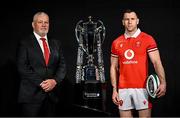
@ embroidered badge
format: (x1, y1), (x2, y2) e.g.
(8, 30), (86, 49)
(119, 100), (123, 106)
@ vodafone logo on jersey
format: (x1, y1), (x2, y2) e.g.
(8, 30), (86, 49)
(123, 49), (138, 64)
(124, 49), (134, 60)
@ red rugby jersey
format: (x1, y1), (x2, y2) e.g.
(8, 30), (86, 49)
(111, 31), (158, 88)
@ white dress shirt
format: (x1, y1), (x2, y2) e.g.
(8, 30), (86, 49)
(33, 32), (50, 55)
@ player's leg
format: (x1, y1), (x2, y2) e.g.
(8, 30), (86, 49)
(138, 108), (151, 118)
(119, 110), (133, 118)
(132, 89), (152, 118)
(118, 89), (134, 118)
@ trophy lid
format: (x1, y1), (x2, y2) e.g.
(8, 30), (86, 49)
(88, 16), (92, 22)
(83, 16), (97, 26)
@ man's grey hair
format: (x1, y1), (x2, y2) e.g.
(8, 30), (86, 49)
(33, 12), (49, 22)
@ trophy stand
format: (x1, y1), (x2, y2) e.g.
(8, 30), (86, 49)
(74, 16), (107, 113)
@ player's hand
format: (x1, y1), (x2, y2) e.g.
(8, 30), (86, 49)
(156, 82), (166, 98)
(112, 89), (120, 105)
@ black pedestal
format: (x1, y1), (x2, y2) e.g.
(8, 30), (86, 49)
(73, 81), (107, 112)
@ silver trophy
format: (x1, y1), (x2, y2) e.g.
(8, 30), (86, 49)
(75, 16), (106, 84)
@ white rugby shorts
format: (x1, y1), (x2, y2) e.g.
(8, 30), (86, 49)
(118, 88), (152, 110)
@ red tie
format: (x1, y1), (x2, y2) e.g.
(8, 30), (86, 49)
(40, 38), (50, 65)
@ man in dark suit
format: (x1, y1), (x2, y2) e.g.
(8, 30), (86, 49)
(16, 11), (66, 117)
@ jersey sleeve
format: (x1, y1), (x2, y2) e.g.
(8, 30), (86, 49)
(111, 40), (119, 58)
(147, 36), (158, 53)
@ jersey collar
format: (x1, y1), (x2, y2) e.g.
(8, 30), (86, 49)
(124, 28), (141, 39)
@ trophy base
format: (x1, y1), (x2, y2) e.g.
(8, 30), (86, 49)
(74, 81), (107, 111)
(82, 80), (102, 99)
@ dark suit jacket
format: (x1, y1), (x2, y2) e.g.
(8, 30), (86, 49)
(16, 34), (66, 103)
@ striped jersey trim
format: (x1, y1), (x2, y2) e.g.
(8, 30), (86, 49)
(111, 53), (119, 58)
(147, 47), (158, 53)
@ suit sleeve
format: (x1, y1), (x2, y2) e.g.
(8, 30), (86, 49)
(16, 40), (42, 86)
(54, 41), (67, 85)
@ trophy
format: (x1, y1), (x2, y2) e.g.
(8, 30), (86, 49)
(74, 16), (106, 111)
(75, 16), (106, 85)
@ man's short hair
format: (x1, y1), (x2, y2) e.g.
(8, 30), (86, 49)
(122, 9), (139, 19)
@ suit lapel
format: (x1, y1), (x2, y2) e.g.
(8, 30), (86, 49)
(30, 34), (46, 66)
(47, 38), (54, 66)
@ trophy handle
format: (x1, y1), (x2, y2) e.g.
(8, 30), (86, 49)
(75, 20), (87, 53)
(75, 20), (83, 43)
(97, 20), (106, 44)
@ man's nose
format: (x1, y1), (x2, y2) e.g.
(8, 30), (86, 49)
(128, 20), (132, 24)
(42, 22), (48, 26)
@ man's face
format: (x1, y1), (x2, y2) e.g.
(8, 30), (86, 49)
(122, 12), (139, 32)
(32, 14), (49, 37)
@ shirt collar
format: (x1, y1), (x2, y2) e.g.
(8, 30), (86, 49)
(33, 31), (48, 40)
(124, 28), (141, 39)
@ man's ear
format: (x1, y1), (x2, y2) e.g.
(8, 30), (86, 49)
(122, 20), (124, 26)
(32, 22), (34, 29)
(137, 19), (139, 25)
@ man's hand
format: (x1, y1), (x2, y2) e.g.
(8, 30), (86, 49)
(112, 89), (120, 105)
(40, 79), (57, 92)
(156, 82), (166, 98)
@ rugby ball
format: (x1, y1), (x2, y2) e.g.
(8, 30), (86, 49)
(146, 74), (160, 98)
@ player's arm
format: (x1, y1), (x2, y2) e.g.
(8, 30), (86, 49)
(110, 55), (119, 90)
(148, 50), (166, 98)
(110, 55), (120, 105)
